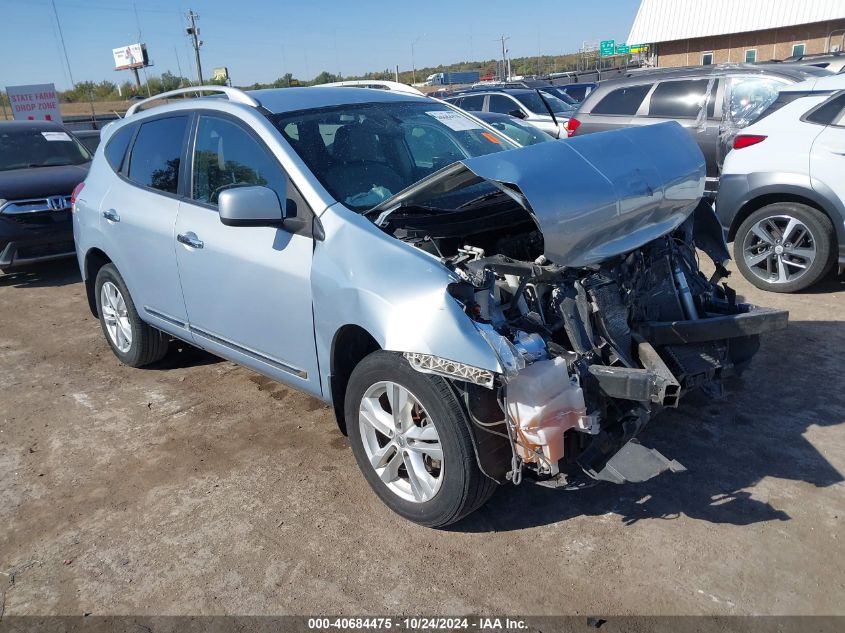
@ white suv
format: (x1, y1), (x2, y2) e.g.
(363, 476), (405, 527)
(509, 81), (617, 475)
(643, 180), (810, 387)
(717, 74), (845, 292)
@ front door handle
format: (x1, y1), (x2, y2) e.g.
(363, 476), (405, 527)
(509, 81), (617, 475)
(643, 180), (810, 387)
(177, 232), (204, 249)
(102, 208), (120, 222)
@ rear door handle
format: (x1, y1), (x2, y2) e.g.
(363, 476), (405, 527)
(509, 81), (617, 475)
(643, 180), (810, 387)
(102, 208), (120, 222)
(177, 232), (204, 249)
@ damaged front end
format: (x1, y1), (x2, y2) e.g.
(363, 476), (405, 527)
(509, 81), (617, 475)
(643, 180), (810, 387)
(372, 122), (788, 487)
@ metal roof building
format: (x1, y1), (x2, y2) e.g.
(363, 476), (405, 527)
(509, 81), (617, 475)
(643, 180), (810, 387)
(627, 0), (845, 67)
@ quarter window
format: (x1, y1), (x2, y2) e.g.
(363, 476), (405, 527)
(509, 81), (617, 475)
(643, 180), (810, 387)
(127, 116), (188, 194)
(726, 77), (787, 125)
(648, 79), (710, 118)
(104, 125), (134, 171)
(191, 115), (287, 206)
(806, 93), (845, 126)
(592, 84), (651, 115)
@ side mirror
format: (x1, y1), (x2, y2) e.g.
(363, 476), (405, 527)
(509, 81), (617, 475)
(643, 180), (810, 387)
(219, 185), (285, 227)
(508, 109), (527, 119)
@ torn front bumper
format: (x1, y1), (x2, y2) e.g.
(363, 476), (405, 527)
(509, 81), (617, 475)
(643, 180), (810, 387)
(574, 304), (788, 484)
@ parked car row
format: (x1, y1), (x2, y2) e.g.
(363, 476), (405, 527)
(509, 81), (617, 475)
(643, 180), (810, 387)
(440, 62), (843, 292)
(445, 89), (571, 138)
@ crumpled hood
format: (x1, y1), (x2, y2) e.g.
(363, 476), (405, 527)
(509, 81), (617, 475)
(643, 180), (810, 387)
(378, 121), (706, 267)
(462, 121), (705, 267)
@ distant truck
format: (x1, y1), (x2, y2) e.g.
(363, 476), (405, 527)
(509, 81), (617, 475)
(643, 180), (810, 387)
(425, 71), (481, 86)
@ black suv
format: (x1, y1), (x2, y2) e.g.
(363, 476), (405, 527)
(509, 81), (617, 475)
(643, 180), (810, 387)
(0, 121), (91, 273)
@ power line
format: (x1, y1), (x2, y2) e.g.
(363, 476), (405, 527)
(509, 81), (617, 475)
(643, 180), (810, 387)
(50, 0), (75, 86)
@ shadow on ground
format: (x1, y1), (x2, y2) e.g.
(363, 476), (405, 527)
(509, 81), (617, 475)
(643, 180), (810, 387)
(0, 261), (81, 288)
(148, 342), (224, 370)
(453, 318), (845, 533)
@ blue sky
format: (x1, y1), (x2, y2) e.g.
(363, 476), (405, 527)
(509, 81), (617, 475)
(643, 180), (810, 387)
(1, 0), (640, 90)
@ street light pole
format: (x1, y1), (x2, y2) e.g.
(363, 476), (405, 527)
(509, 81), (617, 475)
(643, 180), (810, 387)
(411, 34), (425, 85)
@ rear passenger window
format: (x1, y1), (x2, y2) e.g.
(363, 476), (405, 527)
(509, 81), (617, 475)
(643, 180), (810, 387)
(104, 125), (134, 171)
(488, 95), (518, 115)
(648, 79), (709, 118)
(191, 115), (287, 206)
(459, 95), (484, 111)
(806, 93), (845, 125)
(592, 84), (651, 115)
(127, 116), (188, 194)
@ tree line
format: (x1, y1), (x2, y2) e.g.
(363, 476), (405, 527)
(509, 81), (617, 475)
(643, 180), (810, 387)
(0, 49), (597, 109)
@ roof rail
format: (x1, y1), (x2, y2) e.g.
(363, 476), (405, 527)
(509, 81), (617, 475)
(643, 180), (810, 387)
(125, 85), (260, 116)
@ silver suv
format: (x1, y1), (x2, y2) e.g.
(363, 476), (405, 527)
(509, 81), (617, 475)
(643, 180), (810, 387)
(446, 89), (570, 138)
(568, 64), (831, 193)
(73, 86), (786, 526)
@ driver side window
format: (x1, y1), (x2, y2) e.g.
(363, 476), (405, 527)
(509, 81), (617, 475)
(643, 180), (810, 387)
(192, 115), (287, 206)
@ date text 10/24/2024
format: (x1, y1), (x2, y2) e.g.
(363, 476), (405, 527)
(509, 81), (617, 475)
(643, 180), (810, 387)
(307, 618), (528, 631)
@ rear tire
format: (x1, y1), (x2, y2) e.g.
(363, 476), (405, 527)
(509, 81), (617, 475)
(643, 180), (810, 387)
(734, 203), (835, 293)
(94, 263), (169, 367)
(345, 351), (496, 527)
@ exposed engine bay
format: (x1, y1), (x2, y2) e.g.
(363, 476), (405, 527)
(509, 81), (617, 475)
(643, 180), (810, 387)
(379, 190), (788, 487)
(366, 122), (789, 487)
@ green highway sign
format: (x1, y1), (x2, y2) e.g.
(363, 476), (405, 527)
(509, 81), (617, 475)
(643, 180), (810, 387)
(599, 40), (616, 57)
(616, 43), (630, 54)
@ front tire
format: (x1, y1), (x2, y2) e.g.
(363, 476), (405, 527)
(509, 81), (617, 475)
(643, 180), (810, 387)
(734, 203), (835, 293)
(94, 263), (169, 367)
(345, 351), (496, 527)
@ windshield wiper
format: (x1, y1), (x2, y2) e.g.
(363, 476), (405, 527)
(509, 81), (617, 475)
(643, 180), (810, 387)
(367, 201), (450, 227)
(457, 190), (505, 209)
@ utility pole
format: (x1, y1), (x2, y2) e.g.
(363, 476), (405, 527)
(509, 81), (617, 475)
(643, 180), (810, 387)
(498, 35), (510, 81)
(186, 10), (203, 84)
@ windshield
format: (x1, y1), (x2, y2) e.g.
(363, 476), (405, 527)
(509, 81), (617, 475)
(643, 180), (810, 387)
(0, 128), (91, 171)
(514, 91), (571, 115)
(272, 101), (515, 210)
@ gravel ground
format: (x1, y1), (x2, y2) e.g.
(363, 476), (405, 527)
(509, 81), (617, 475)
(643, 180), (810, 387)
(0, 260), (843, 617)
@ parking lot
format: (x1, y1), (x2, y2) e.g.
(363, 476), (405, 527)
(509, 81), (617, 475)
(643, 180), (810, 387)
(0, 259), (843, 616)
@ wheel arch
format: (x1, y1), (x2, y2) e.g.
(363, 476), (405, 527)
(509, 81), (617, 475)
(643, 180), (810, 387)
(329, 324), (381, 434)
(83, 247), (113, 317)
(728, 180), (843, 248)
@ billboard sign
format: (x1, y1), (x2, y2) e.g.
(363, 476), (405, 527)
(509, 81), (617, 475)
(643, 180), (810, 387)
(630, 44), (650, 54)
(212, 67), (229, 82)
(5, 83), (62, 123)
(113, 43), (147, 70)
(599, 40), (616, 57)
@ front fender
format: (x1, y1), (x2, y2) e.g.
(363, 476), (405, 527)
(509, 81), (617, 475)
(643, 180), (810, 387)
(311, 204), (503, 402)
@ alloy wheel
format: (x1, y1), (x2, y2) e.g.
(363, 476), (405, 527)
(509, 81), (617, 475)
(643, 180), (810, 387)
(742, 214), (817, 285)
(100, 281), (133, 353)
(358, 381), (444, 503)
